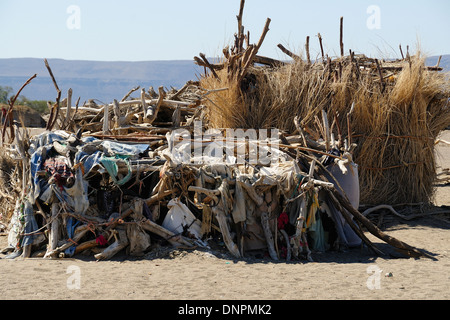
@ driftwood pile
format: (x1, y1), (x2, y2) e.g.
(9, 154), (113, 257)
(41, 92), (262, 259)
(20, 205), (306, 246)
(0, 0), (442, 262)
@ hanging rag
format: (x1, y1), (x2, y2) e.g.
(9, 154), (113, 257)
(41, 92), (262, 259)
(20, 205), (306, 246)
(277, 212), (289, 230)
(306, 191), (319, 228)
(100, 155), (133, 186)
(64, 217), (80, 257)
(308, 211), (327, 252)
(20, 199), (39, 248)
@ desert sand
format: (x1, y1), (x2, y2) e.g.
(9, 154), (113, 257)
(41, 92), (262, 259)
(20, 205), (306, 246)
(0, 131), (449, 302)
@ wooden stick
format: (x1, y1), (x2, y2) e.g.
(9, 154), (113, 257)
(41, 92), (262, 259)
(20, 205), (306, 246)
(170, 81), (192, 101)
(277, 44), (300, 60)
(44, 203), (60, 259)
(327, 190), (384, 255)
(121, 86), (140, 102)
(199, 53), (220, 80)
(318, 33), (325, 62)
(63, 88), (72, 130)
(435, 55), (442, 68)
(256, 18), (271, 52)
(44, 59), (61, 131)
(305, 36), (311, 64)
(399, 44), (405, 59)
(73, 239), (98, 255)
(1, 73), (37, 145)
(236, 0), (246, 53)
(340, 17), (344, 57)
(238, 17), (271, 82)
(254, 55), (286, 67)
(194, 56), (225, 71)
(326, 186), (436, 259)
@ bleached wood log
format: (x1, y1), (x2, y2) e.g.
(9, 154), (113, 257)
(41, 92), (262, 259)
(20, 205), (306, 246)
(94, 229), (128, 261)
(139, 219), (193, 247)
(44, 203), (60, 259)
(212, 206), (241, 258)
(261, 211), (278, 260)
(102, 103), (110, 134)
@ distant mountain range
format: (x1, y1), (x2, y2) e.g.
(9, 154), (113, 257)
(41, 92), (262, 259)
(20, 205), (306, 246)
(0, 58), (203, 103)
(0, 55), (448, 104)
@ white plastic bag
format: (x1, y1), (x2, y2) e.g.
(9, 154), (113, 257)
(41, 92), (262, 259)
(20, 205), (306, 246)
(162, 198), (203, 240)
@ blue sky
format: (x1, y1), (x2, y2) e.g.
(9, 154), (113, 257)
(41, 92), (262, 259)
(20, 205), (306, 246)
(0, 0), (448, 61)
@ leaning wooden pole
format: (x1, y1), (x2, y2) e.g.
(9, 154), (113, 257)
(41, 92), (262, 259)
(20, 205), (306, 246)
(325, 186), (435, 260)
(340, 16), (344, 57)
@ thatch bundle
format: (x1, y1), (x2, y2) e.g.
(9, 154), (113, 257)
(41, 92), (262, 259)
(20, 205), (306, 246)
(197, 12), (450, 206)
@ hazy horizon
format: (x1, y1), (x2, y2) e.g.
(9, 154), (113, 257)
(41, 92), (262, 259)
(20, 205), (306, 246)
(1, 1), (449, 62)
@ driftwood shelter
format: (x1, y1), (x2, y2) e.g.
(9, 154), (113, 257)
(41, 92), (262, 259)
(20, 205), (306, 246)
(0, 1), (448, 262)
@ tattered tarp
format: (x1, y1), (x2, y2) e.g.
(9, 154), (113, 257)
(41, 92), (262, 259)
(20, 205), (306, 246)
(29, 130), (150, 205)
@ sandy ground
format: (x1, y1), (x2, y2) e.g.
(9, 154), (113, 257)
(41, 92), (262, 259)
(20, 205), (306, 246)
(0, 131), (449, 302)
